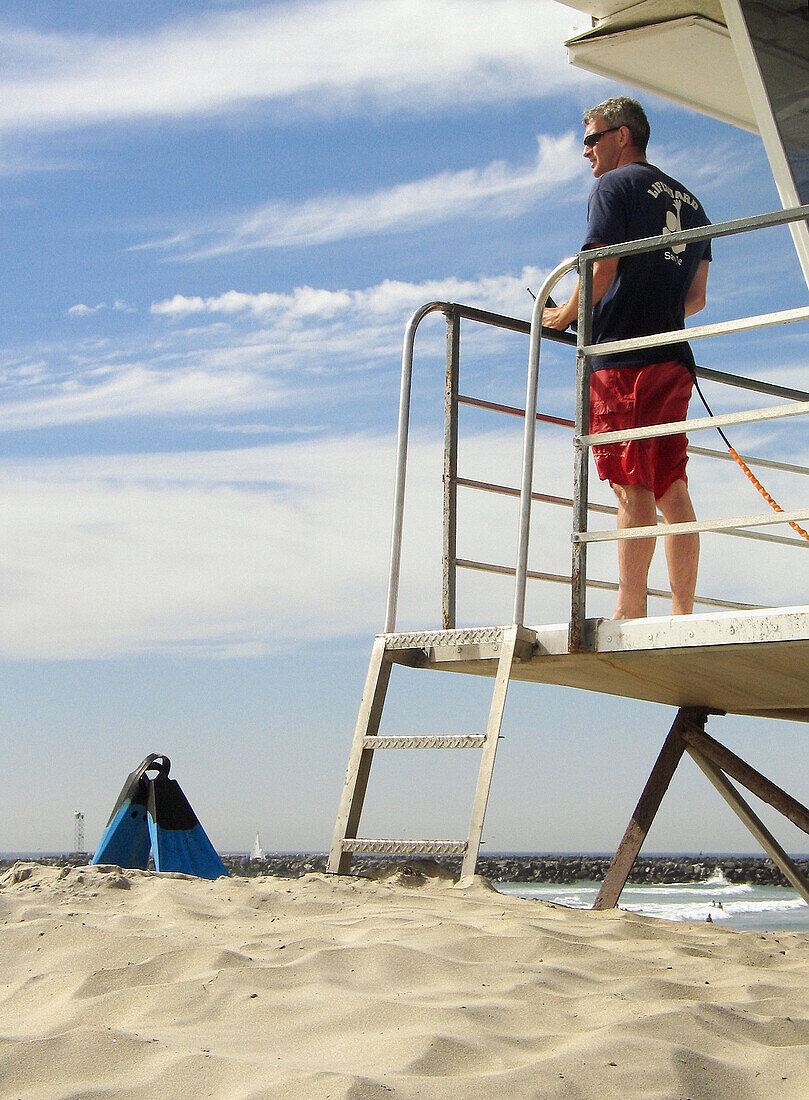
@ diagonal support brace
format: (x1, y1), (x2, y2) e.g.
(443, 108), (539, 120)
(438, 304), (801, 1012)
(685, 747), (809, 905)
(679, 724), (809, 838)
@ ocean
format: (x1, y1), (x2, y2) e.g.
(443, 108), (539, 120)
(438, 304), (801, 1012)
(496, 869), (809, 932)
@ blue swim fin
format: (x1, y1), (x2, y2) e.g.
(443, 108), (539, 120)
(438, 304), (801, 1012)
(91, 754), (170, 869)
(147, 776), (228, 879)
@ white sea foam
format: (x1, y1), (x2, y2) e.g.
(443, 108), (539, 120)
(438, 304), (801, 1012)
(704, 868), (730, 886)
(495, 879), (809, 932)
(636, 881), (754, 897)
(622, 896), (806, 923)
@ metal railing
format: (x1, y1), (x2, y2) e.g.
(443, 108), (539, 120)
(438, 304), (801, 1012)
(384, 301), (575, 632)
(385, 204), (809, 642)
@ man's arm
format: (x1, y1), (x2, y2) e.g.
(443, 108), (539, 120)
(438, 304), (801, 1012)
(684, 258), (709, 318)
(542, 254), (619, 331)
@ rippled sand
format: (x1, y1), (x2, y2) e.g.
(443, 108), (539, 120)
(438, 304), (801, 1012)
(2, 861), (809, 1098)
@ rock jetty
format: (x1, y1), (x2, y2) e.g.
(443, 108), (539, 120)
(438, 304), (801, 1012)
(3, 853), (804, 888)
(224, 853), (807, 888)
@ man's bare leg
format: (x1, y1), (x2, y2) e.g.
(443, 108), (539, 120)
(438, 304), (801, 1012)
(612, 483), (657, 619)
(657, 478), (699, 615)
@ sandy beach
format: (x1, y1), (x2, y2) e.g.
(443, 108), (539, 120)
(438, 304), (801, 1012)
(2, 861), (809, 1098)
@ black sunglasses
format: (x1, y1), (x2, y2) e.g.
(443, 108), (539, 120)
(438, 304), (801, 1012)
(583, 126), (620, 148)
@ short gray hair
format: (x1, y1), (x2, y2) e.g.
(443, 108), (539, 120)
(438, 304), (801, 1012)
(583, 96), (650, 154)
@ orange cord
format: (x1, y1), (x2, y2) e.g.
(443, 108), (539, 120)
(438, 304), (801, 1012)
(728, 447), (809, 543)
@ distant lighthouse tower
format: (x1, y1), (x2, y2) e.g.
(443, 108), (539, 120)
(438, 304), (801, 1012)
(73, 811), (85, 854)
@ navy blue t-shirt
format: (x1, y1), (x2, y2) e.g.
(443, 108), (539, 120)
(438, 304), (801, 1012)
(582, 161), (711, 371)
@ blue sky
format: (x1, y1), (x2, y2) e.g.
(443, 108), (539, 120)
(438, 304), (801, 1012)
(2, 0), (808, 858)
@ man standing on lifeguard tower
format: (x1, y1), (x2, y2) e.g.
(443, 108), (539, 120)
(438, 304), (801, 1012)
(543, 97), (711, 619)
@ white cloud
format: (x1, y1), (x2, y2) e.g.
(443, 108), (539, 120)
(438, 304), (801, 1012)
(146, 264), (575, 407)
(0, 1), (589, 133)
(68, 300), (136, 318)
(67, 303), (104, 318)
(142, 133), (585, 257)
(151, 267), (562, 325)
(0, 429), (601, 658)
(1, 266), (566, 432)
(0, 426), (804, 660)
(0, 364), (281, 432)
(0, 436), (400, 658)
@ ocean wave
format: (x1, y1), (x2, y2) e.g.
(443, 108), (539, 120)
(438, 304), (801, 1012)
(633, 881), (754, 897)
(495, 880), (809, 930)
(624, 896), (807, 922)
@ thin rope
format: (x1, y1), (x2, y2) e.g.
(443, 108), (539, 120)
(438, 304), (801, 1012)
(692, 374), (809, 543)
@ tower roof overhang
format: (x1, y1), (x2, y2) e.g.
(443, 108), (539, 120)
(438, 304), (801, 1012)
(562, 0), (809, 284)
(563, 0), (756, 132)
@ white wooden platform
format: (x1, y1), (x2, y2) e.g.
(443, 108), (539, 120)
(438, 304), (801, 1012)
(383, 606), (809, 722)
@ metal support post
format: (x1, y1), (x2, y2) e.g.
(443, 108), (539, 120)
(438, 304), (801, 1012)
(460, 625), (526, 879)
(443, 308), (460, 629)
(569, 256), (593, 652)
(593, 707), (707, 909)
(327, 636), (394, 874)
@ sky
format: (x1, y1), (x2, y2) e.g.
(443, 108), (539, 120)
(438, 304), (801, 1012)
(1, 0), (808, 859)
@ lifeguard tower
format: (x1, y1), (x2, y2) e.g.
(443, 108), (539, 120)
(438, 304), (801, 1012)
(328, 0), (809, 908)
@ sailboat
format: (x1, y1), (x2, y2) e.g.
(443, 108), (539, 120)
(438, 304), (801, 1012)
(249, 832), (266, 861)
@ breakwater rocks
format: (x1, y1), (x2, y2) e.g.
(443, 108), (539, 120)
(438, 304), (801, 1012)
(223, 853), (808, 888)
(3, 853), (804, 888)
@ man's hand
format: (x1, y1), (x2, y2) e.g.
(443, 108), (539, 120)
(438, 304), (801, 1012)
(542, 303), (574, 330)
(541, 255), (618, 332)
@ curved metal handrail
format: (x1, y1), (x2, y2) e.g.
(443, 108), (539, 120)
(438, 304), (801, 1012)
(513, 258), (578, 623)
(384, 292), (579, 632)
(385, 301), (450, 632)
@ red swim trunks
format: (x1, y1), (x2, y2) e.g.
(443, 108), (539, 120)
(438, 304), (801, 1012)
(589, 360), (693, 499)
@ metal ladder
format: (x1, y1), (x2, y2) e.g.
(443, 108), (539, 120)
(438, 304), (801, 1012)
(325, 301), (548, 880)
(327, 624), (536, 879)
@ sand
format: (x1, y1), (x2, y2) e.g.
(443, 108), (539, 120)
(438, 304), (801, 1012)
(2, 861), (809, 1099)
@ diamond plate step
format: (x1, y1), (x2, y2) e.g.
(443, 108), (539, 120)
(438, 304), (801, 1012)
(382, 625), (535, 665)
(363, 735), (486, 749)
(384, 627), (505, 650)
(341, 838), (467, 856)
